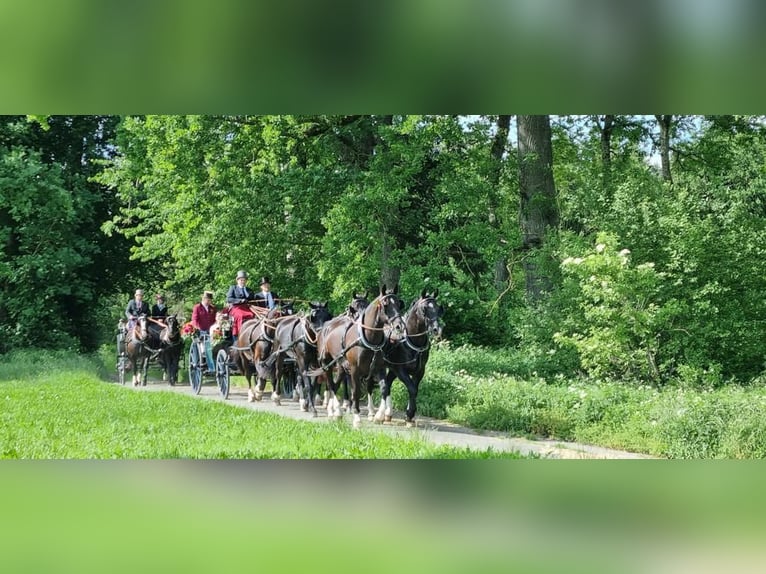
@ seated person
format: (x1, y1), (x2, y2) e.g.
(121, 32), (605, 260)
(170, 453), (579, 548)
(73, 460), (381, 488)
(253, 276), (280, 310)
(226, 270), (257, 337)
(148, 293), (170, 340)
(151, 293), (168, 321)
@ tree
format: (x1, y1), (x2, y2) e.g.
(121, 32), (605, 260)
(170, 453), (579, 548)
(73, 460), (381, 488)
(517, 115), (559, 301)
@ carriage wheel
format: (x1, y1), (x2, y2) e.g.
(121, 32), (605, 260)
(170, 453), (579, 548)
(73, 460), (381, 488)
(215, 349), (230, 400)
(117, 355), (127, 386)
(188, 342), (203, 395)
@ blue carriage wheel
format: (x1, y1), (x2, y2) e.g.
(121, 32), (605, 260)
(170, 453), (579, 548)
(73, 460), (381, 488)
(188, 341), (203, 395)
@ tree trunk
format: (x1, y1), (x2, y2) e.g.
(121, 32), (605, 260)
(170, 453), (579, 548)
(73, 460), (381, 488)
(489, 114), (511, 292)
(597, 114), (615, 192)
(517, 115), (558, 302)
(375, 115), (399, 288)
(655, 114), (673, 183)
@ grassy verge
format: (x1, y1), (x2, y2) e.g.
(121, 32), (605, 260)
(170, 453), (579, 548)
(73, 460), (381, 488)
(389, 342), (766, 459)
(0, 349), (520, 459)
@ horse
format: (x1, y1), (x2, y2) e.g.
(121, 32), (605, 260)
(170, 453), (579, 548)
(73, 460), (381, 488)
(230, 301), (294, 403)
(374, 290), (444, 426)
(312, 285), (405, 428)
(313, 292), (370, 408)
(156, 315), (182, 386)
(263, 301), (333, 416)
(124, 314), (151, 387)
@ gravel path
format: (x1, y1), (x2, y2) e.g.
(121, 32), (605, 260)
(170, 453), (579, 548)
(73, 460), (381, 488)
(129, 377), (656, 459)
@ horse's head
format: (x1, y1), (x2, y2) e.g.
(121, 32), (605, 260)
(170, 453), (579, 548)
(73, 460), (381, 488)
(164, 314), (180, 340)
(418, 289), (444, 340)
(308, 301), (333, 331)
(346, 291), (369, 319)
(372, 283), (405, 336)
(133, 314), (148, 342)
(279, 300), (295, 316)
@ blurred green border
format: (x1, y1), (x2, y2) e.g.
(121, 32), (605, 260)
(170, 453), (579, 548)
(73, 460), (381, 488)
(2, 1), (765, 112)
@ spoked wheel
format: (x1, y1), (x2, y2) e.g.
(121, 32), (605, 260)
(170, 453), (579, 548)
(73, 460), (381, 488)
(188, 341), (203, 395)
(117, 355), (127, 386)
(215, 349), (230, 399)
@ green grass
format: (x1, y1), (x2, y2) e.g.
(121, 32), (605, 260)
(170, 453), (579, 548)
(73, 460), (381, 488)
(0, 349), (521, 459)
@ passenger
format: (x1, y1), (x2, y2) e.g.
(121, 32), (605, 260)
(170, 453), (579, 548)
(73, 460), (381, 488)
(253, 276), (280, 310)
(151, 294), (168, 321)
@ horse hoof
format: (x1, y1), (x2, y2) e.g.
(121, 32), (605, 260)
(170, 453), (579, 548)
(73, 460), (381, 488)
(405, 420), (414, 428)
(384, 415), (392, 423)
(162, 372), (168, 382)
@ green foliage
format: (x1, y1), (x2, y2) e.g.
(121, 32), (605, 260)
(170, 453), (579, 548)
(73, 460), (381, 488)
(553, 232), (669, 383)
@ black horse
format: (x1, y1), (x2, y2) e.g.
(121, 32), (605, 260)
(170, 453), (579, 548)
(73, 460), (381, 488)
(230, 301), (294, 403)
(374, 290), (444, 426)
(149, 314), (182, 386)
(312, 285), (404, 427)
(125, 315), (151, 387)
(264, 301), (333, 416)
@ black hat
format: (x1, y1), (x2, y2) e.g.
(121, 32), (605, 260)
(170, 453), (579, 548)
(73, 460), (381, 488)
(259, 276), (271, 286)
(236, 270), (248, 280)
(203, 291), (214, 299)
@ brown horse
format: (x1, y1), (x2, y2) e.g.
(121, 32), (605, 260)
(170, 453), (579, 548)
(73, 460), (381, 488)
(313, 292), (370, 408)
(125, 314), (151, 387)
(313, 285), (405, 428)
(263, 302), (333, 416)
(230, 302), (294, 402)
(375, 290), (444, 426)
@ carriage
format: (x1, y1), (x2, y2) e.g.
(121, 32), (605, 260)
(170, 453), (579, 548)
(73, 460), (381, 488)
(185, 309), (299, 400)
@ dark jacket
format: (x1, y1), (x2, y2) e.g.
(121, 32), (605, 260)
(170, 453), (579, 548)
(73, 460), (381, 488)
(226, 284), (256, 305)
(253, 290), (280, 309)
(126, 299), (150, 320)
(151, 303), (168, 319)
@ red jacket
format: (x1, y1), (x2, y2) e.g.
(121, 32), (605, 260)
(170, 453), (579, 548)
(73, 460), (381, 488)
(192, 302), (217, 332)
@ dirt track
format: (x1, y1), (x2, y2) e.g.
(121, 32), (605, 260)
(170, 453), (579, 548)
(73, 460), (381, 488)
(127, 376), (655, 459)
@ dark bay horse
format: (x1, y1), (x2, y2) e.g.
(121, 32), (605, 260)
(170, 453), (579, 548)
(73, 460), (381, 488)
(230, 302), (294, 403)
(312, 285), (405, 428)
(264, 302), (333, 416)
(375, 290), (444, 426)
(125, 315), (151, 386)
(155, 315), (182, 386)
(313, 292), (370, 409)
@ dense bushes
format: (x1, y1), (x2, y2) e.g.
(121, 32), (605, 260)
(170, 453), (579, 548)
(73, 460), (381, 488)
(388, 344), (766, 458)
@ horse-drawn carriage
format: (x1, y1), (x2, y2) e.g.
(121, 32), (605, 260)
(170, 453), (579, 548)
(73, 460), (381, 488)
(185, 304), (300, 401)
